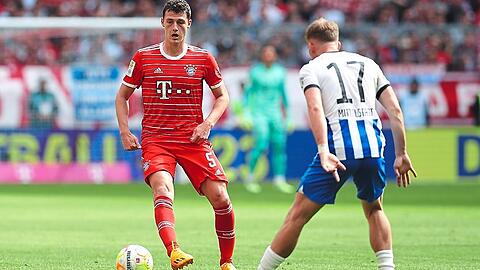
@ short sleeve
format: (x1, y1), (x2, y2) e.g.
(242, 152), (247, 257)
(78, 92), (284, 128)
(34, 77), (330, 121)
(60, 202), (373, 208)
(299, 64), (320, 92)
(374, 62), (390, 99)
(122, 51), (143, 89)
(204, 52), (223, 89)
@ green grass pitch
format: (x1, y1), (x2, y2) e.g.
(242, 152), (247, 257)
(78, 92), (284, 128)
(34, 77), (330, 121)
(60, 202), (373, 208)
(0, 182), (479, 270)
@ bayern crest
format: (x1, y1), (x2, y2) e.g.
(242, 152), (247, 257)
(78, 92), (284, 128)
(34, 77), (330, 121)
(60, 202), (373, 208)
(184, 64), (197, 76)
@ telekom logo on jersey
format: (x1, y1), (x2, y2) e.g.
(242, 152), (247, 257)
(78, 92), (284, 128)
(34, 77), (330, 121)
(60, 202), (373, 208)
(156, 81), (172, 99)
(156, 81), (193, 100)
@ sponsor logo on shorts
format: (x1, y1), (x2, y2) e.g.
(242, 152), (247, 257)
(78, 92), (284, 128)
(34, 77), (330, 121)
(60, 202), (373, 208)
(215, 169), (222, 176)
(143, 160), (150, 171)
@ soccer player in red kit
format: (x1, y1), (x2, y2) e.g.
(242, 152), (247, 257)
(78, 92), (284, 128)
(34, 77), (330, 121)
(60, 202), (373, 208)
(114, 1), (236, 270)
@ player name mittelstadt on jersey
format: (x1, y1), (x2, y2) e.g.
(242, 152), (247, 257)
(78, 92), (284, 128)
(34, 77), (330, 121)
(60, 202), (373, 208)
(337, 107), (375, 118)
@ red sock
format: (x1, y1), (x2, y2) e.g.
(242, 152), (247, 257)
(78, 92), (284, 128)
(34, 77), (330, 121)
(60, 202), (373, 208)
(214, 203), (235, 265)
(154, 196), (177, 256)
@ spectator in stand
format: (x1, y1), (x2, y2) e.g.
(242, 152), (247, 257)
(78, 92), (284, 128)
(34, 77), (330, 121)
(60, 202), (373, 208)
(446, 0), (475, 24)
(399, 78), (429, 130)
(29, 79), (59, 129)
(451, 32), (478, 71)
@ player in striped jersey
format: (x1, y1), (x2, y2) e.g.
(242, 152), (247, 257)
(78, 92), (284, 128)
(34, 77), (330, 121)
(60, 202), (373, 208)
(115, 1), (236, 270)
(258, 18), (417, 270)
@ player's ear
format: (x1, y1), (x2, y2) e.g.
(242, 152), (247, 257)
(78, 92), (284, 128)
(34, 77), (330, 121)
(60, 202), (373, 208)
(187, 19), (192, 28)
(337, 41), (342, 50)
(161, 17), (165, 27)
(307, 40), (315, 56)
(306, 40), (314, 50)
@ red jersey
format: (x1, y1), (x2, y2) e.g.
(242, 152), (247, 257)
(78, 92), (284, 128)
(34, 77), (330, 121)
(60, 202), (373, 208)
(122, 43), (223, 144)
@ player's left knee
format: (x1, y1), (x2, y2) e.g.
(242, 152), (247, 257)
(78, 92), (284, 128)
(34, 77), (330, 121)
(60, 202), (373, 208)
(285, 208), (309, 227)
(210, 192), (231, 209)
(366, 204), (384, 219)
(203, 182), (230, 208)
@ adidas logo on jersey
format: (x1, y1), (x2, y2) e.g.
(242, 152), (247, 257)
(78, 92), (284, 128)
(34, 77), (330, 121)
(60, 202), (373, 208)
(215, 169), (222, 176)
(154, 67), (163, 73)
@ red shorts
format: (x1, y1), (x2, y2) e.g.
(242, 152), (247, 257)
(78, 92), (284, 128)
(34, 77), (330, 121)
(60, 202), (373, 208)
(141, 140), (227, 194)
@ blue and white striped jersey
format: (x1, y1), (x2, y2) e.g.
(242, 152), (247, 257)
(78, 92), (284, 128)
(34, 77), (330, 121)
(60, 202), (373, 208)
(299, 51), (390, 160)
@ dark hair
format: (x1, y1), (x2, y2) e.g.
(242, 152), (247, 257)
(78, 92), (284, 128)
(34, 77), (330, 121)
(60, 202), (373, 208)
(162, 0), (191, 20)
(259, 44), (277, 57)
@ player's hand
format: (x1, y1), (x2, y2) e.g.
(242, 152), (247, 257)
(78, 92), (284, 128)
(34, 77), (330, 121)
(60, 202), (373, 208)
(238, 115), (253, 130)
(231, 100), (244, 116)
(235, 106), (253, 131)
(120, 130), (141, 151)
(394, 153), (417, 187)
(191, 120), (213, 144)
(286, 116), (295, 134)
(319, 152), (346, 182)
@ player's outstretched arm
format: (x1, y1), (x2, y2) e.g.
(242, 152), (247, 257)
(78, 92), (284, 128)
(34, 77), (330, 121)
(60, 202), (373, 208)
(191, 83), (229, 143)
(378, 86), (417, 187)
(280, 74), (294, 132)
(115, 84), (141, 151)
(304, 86), (346, 182)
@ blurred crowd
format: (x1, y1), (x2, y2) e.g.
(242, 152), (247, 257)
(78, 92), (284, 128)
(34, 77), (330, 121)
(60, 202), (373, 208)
(2, 0), (479, 24)
(1, 0), (479, 70)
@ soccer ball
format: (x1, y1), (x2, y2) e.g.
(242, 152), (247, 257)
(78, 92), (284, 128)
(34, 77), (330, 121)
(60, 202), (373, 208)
(115, 244), (154, 270)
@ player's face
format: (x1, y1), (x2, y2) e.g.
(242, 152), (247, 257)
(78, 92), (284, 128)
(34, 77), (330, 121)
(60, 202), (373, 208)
(161, 10), (191, 44)
(261, 46), (277, 65)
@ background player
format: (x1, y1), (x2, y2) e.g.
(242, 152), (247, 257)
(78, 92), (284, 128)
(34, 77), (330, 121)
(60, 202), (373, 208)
(257, 18), (417, 270)
(29, 78), (58, 129)
(115, 1), (236, 269)
(242, 45), (294, 194)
